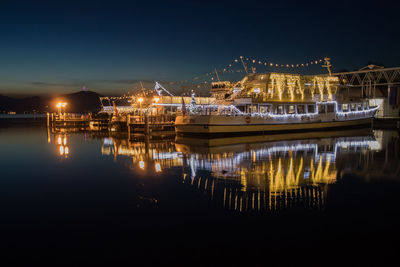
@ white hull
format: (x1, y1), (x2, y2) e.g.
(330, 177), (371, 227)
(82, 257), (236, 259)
(175, 114), (374, 134)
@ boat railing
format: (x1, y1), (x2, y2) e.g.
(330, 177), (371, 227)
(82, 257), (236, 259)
(189, 102), (379, 119)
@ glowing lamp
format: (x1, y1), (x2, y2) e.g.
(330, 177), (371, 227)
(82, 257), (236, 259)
(138, 98), (143, 103)
(153, 97), (160, 103)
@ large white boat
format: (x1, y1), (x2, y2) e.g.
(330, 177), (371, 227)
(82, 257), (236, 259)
(175, 100), (378, 135)
(176, 59), (379, 135)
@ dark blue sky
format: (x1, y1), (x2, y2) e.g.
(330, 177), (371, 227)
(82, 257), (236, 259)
(1, 0), (399, 96)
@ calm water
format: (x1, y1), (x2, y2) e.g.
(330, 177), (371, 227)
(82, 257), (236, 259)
(1, 124), (400, 265)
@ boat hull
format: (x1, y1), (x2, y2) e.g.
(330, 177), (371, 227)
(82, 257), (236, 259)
(175, 115), (373, 135)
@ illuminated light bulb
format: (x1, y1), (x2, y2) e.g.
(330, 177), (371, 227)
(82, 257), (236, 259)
(155, 162), (161, 173)
(59, 146), (64, 155)
(139, 160), (145, 170)
(58, 137), (62, 145)
(138, 98), (143, 103)
(65, 146), (69, 155)
(63, 137), (67, 145)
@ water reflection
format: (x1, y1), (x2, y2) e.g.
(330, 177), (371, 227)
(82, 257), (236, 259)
(175, 129), (385, 212)
(50, 128), (400, 212)
(101, 135), (182, 173)
(55, 133), (69, 157)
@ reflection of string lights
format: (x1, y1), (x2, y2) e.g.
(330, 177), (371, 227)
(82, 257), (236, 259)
(155, 162), (161, 173)
(186, 136), (380, 187)
(139, 160), (145, 170)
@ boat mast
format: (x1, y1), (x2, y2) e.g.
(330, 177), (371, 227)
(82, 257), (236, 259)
(240, 56), (249, 75)
(323, 57), (333, 76)
(214, 68), (221, 82)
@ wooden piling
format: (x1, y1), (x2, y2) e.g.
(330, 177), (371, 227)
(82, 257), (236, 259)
(144, 114), (149, 135)
(127, 114), (131, 139)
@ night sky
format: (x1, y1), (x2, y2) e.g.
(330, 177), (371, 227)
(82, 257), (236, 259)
(1, 0), (400, 96)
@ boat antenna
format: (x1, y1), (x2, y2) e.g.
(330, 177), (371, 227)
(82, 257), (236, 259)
(214, 68), (221, 82)
(323, 57), (332, 76)
(240, 56), (249, 75)
(140, 81), (146, 96)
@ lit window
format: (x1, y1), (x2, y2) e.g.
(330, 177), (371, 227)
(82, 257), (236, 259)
(318, 104), (326, 114)
(297, 105), (305, 114)
(275, 105), (284, 115)
(260, 105), (271, 114)
(357, 103), (363, 111)
(350, 103), (356, 111)
(342, 104), (349, 112)
(287, 105), (296, 114)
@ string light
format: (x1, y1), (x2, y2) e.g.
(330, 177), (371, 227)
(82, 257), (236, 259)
(187, 101), (378, 120)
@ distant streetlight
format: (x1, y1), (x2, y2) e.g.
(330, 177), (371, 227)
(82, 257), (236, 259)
(56, 102), (67, 119)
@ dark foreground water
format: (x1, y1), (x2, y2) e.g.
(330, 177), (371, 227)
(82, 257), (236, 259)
(1, 124), (400, 266)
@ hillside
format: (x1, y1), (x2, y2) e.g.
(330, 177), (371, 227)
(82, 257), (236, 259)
(0, 91), (103, 114)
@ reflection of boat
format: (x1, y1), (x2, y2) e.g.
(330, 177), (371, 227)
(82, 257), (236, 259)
(175, 128), (374, 151)
(101, 136), (182, 173)
(176, 128), (381, 212)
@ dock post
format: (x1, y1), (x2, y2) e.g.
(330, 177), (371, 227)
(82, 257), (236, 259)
(127, 114), (131, 139)
(144, 113), (149, 135)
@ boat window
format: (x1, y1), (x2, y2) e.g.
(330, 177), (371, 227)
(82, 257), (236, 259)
(327, 104), (335, 113)
(364, 102), (368, 110)
(297, 105), (306, 114)
(236, 106), (245, 112)
(307, 105), (316, 113)
(287, 105), (296, 114)
(350, 103), (356, 111)
(260, 105), (271, 114)
(275, 105), (285, 115)
(342, 104), (349, 112)
(357, 103), (363, 111)
(318, 104), (326, 114)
